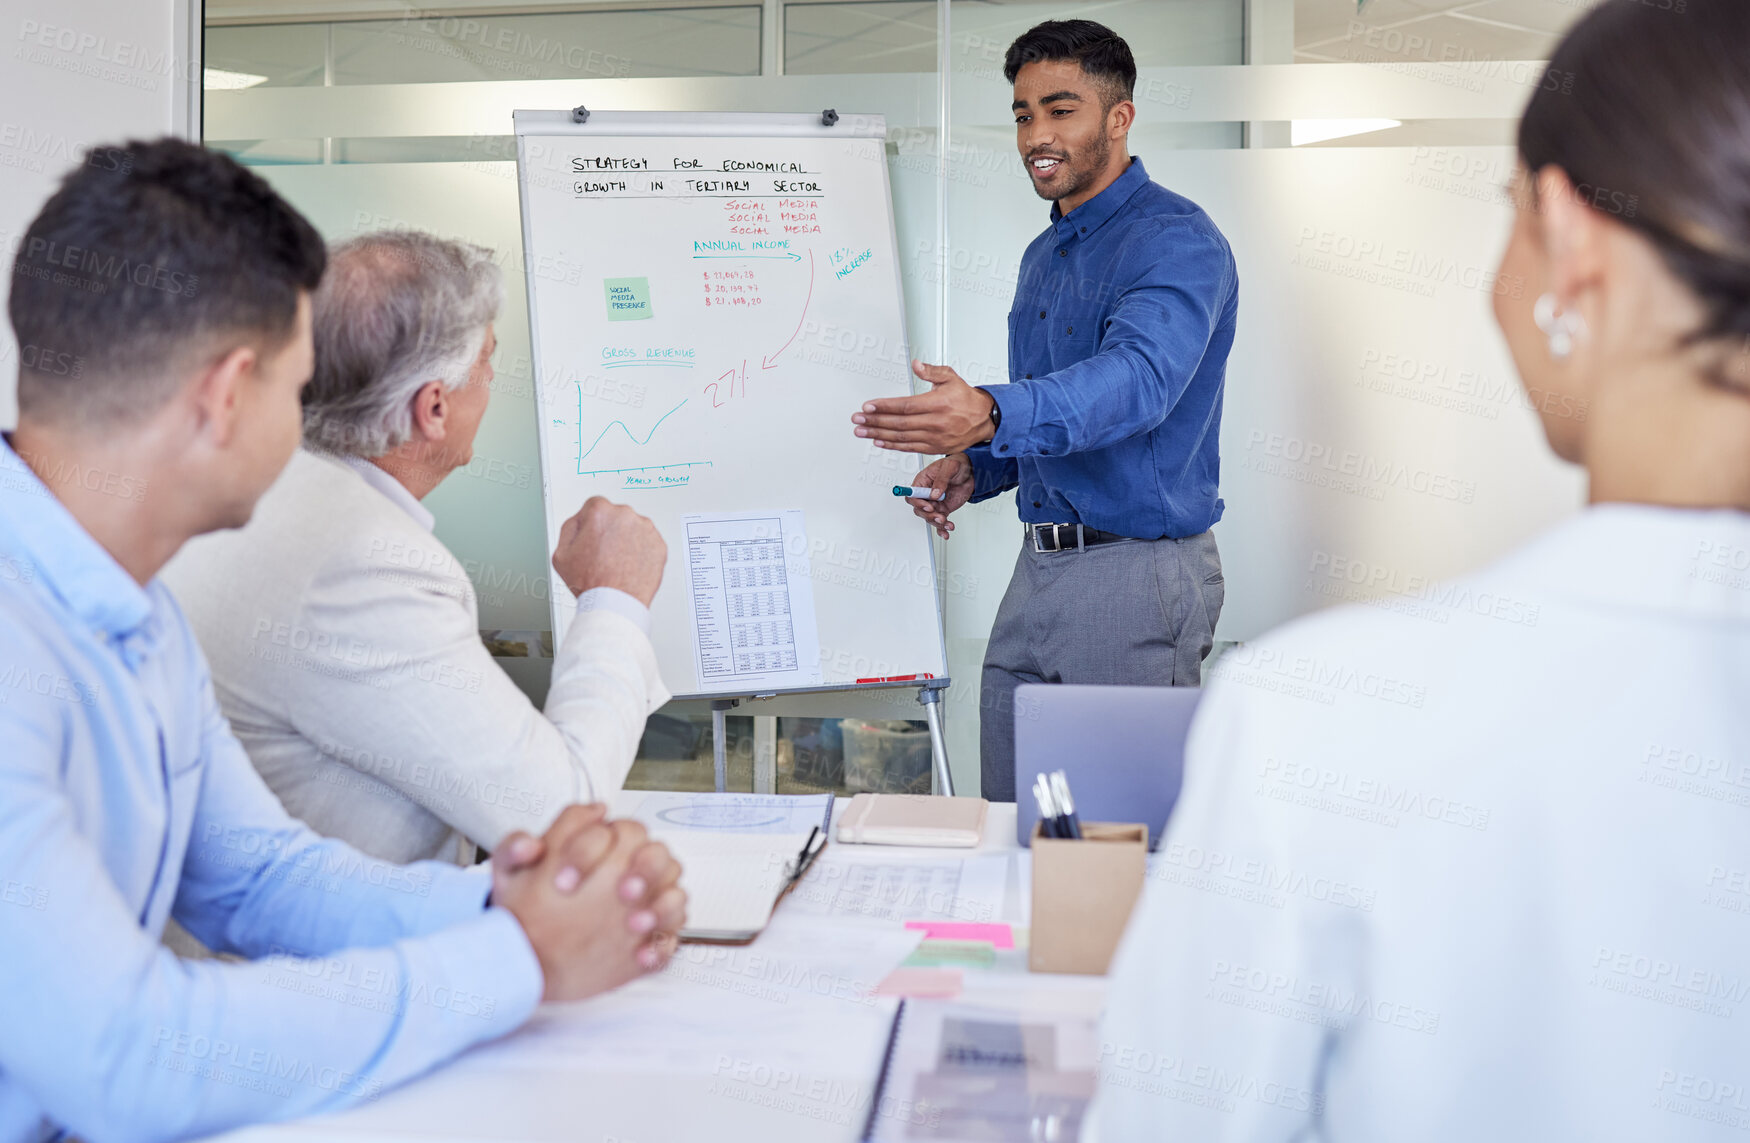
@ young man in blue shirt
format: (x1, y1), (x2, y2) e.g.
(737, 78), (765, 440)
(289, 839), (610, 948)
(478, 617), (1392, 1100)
(0, 139), (685, 1143)
(852, 20), (1239, 799)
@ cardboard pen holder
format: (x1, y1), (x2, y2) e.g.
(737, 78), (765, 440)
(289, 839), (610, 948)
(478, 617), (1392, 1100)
(1028, 821), (1148, 976)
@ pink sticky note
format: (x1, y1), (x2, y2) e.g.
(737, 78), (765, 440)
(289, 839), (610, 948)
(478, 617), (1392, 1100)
(904, 921), (1014, 949)
(875, 967), (963, 999)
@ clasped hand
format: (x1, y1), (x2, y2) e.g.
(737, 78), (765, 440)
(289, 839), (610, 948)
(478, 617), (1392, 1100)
(489, 803), (687, 1003)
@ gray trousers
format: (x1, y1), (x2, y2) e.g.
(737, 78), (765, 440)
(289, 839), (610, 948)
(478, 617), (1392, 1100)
(979, 530), (1224, 802)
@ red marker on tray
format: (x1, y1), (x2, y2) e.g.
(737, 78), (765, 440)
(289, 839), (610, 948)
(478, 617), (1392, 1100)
(855, 673), (936, 684)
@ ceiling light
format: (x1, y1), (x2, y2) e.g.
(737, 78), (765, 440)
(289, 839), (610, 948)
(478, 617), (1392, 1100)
(203, 67), (269, 91)
(1291, 118), (1402, 146)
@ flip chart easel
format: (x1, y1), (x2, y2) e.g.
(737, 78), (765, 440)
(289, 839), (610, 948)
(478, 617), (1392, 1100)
(512, 108), (955, 794)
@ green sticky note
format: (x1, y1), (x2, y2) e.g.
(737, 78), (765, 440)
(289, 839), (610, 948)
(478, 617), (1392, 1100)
(603, 276), (653, 321)
(902, 939), (998, 969)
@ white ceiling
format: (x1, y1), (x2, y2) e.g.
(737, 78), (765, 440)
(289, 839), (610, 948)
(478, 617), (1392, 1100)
(207, 0), (755, 22)
(1295, 0), (1597, 63)
(208, 0), (1597, 66)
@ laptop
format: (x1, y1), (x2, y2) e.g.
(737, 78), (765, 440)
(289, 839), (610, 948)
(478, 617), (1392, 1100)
(1013, 684), (1202, 850)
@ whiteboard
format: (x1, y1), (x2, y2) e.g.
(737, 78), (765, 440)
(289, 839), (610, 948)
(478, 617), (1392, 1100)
(513, 110), (948, 700)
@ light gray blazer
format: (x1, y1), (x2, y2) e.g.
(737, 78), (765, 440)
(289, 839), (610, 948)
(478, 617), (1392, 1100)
(162, 449), (669, 865)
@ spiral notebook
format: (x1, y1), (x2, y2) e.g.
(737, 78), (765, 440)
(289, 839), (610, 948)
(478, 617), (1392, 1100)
(611, 790), (834, 943)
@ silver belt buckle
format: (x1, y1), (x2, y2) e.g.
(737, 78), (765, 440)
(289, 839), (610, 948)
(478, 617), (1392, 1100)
(1031, 523), (1082, 553)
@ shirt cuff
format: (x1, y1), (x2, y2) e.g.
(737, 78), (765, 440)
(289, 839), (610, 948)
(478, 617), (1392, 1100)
(576, 586), (651, 635)
(966, 440), (1020, 502)
(400, 905), (545, 1044)
(418, 862), (495, 930)
(984, 381), (1037, 460)
(403, 868), (545, 1029)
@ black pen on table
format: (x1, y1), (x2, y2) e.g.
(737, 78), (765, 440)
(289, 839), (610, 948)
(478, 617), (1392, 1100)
(785, 825), (825, 888)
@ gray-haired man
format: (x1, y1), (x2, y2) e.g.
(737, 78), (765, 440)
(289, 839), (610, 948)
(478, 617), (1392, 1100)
(164, 229), (672, 866)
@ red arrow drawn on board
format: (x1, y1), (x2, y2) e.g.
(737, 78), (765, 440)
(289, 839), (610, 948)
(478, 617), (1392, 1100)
(761, 248), (814, 370)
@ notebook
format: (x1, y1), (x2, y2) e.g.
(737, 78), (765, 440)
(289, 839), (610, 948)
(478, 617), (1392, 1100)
(611, 790), (835, 943)
(836, 793), (989, 848)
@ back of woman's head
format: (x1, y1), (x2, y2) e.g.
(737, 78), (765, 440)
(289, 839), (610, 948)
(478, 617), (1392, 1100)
(1521, 0), (1750, 357)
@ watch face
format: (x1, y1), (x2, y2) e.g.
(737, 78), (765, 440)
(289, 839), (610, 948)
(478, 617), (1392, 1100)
(980, 387), (1001, 434)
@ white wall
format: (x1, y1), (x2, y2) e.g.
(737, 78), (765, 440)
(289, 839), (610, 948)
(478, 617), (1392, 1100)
(0, 0), (194, 429)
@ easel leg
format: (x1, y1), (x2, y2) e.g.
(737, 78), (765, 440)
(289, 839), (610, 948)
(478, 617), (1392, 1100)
(753, 714), (777, 794)
(711, 699), (738, 792)
(918, 687), (955, 796)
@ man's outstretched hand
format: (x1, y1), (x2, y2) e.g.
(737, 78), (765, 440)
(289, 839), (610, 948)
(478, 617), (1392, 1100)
(491, 805), (686, 1002)
(852, 360), (997, 455)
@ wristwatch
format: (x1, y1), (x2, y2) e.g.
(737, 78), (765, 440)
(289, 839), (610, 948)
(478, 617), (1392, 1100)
(979, 387), (1002, 441)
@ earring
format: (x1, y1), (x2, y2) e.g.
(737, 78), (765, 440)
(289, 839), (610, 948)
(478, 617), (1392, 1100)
(1534, 293), (1584, 361)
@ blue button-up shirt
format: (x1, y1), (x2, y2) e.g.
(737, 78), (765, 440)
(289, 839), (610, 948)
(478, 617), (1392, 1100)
(0, 439), (541, 1143)
(969, 157), (1238, 539)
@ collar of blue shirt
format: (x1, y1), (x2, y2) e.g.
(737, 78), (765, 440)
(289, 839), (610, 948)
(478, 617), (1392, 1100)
(1048, 155), (1153, 242)
(0, 434), (151, 643)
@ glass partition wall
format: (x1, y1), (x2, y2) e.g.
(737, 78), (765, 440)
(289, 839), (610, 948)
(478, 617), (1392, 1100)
(203, 0), (1590, 796)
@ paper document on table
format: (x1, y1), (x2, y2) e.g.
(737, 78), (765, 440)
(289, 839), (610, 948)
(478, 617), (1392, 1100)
(785, 852), (989, 926)
(683, 509), (822, 693)
(472, 921), (921, 1077)
(615, 790), (834, 835)
(955, 855), (1013, 926)
(613, 791), (835, 941)
(865, 999), (1103, 1143)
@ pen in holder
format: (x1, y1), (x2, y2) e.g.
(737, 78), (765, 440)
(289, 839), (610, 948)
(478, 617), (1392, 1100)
(1048, 771), (1083, 839)
(1028, 820), (1147, 976)
(1032, 773), (1061, 838)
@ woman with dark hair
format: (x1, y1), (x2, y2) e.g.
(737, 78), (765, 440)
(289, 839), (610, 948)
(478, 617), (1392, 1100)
(1096, 2), (1750, 1138)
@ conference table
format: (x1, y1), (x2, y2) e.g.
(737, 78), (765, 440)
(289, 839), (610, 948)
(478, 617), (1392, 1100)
(212, 802), (1111, 1143)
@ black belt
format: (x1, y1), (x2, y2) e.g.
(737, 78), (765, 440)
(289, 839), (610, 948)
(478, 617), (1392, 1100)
(1026, 523), (1130, 553)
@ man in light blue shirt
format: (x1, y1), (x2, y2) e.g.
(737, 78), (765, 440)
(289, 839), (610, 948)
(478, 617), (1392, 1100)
(0, 139), (686, 1143)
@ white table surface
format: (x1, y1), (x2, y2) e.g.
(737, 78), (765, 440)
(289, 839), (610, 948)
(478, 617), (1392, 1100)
(209, 802), (1108, 1143)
